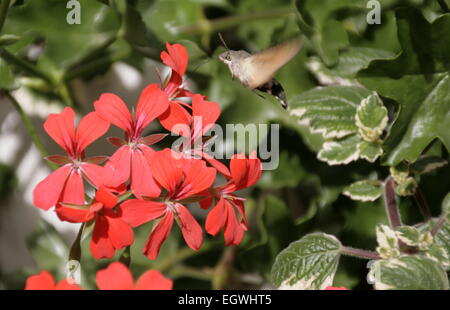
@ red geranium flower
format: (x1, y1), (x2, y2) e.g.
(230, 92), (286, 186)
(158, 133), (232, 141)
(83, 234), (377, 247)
(96, 262), (172, 290)
(158, 43), (196, 133)
(94, 83), (169, 199)
(56, 186), (133, 259)
(33, 107), (109, 210)
(204, 151), (262, 245)
(119, 148), (216, 259)
(25, 271), (81, 290)
(325, 286), (349, 290)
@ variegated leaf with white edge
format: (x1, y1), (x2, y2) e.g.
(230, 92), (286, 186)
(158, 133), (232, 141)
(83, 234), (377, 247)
(271, 233), (342, 290)
(317, 134), (360, 165)
(358, 140), (383, 163)
(425, 244), (450, 270)
(289, 86), (372, 139)
(343, 180), (383, 202)
(355, 92), (388, 143)
(367, 256), (449, 290)
(376, 224), (400, 259)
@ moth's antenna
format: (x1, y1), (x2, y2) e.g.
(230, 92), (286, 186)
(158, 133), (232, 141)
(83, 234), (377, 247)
(218, 32), (230, 50)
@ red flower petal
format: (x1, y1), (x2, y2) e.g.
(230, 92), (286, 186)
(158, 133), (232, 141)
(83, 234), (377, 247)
(224, 200), (244, 246)
(119, 199), (167, 228)
(55, 279), (82, 290)
(94, 93), (133, 133)
(104, 209), (134, 250)
(150, 149), (184, 194)
(176, 204), (203, 251)
(198, 151), (231, 178)
(94, 186), (117, 208)
(60, 169), (85, 205)
(96, 262), (134, 290)
(192, 95), (220, 140)
(80, 163), (106, 188)
(56, 204), (93, 223)
(75, 112), (110, 154)
(161, 43), (188, 77)
(90, 215), (115, 259)
(177, 159), (216, 200)
(105, 145), (132, 186)
(131, 147), (161, 199)
(325, 286), (349, 290)
(158, 101), (191, 135)
(43, 107), (76, 155)
(205, 196), (228, 236)
(143, 211), (174, 260)
(33, 165), (71, 210)
(135, 84), (169, 133)
(25, 271), (56, 290)
(135, 270), (173, 290)
(230, 152), (262, 190)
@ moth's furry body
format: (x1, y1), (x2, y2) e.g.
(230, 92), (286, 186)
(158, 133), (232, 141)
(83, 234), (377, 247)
(218, 38), (302, 109)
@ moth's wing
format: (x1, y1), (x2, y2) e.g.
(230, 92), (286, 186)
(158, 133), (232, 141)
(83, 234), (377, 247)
(244, 38), (302, 89)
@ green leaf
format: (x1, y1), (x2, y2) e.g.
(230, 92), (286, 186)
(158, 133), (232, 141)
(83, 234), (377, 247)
(368, 256), (449, 290)
(318, 134), (360, 166)
(0, 34), (20, 46)
(258, 151), (305, 190)
(355, 93), (388, 143)
(343, 180), (383, 202)
(271, 233), (342, 290)
(5, 0), (120, 69)
(425, 244), (450, 270)
(289, 86), (372, 139)
(306, 48), (396, 85)
(293, 0), (365, 66)
(357, 8), (450, 165)
(411, 156), (448, 174)
(0, 59), (18, 90)
(358, 141), (383, 163)
(442, 192), (450, 215)
(395, 226), (421, 247)
(376, 224), (400, 259)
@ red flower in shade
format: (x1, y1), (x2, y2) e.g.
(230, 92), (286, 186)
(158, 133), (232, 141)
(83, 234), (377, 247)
(94, 83), (169, 198)
(96, 262), (172, 290)
(119, 148), (216, 259)
(158, 43), (196, 133)
(25, 271), (81, 290)
(56, 186), (133, 259)
(204, 151), (262, 245)
(325, 286), (349, 290)
(33, 107), (110, 210)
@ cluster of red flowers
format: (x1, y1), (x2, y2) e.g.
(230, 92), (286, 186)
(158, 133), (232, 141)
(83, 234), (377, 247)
(32, 43), (262, 262)
(25, 262), (172, 290)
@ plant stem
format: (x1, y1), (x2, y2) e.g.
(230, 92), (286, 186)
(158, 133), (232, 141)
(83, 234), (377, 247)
(58, 83), (74, 107)
(414, 188), (432, 221)
(212, 246), (236, 290)
(437, 0), (450, 13)
(383, 177), (402, 228)
(119, 246), (131, 267)
(169, 266), (213, 281)
(4, 91), (57, 169)
(0, 0), (11, 33)
(178, 7), (293, 35)
(431, 215), (448, 236)
(153, 240), (220, 272)
(69, 223), (85, 262)
(0, 48), (53, 84)
(341, 246), (381, 260)
(63, 48), (130, 81)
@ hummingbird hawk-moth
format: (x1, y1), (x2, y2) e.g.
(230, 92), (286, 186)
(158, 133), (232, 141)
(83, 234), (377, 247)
(218, 37), (302, 109)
